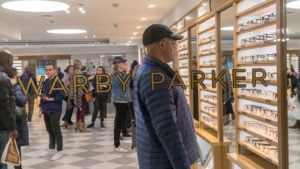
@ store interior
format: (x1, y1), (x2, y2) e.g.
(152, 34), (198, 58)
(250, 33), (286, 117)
(1, 0), (300, 169)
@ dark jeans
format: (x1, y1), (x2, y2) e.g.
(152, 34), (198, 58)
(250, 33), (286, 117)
(113, 103), (129, 148)
(125, 102), (134, 129)
(27, 94), (35, 121)
(44, 112), (63, 151)
(62, 98), (74, 123)
(91, 97), (107, 123)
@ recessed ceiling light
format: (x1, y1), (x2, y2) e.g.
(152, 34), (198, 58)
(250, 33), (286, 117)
(287, 0), (300, 9)
(130, 37), (134, 40)
(185, 16), (192, 20)
(65, 9), (70, 14)
(1, 0), (69, 12)
(84, 35), (88, 39)
(148, 4), (155, 8)
(221, 26), (234, 31)
(133, 32), (138, 35)
(128, 41), (132, 43)
(93, 35), (96, 38)
(136, 26), (142, 29)
(141, 17), (147, 21)
(286, 38), (290, 41)
(47, 29), (87, 34)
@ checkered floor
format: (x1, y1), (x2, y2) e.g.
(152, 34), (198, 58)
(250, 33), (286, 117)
(10, 112), (138, 169)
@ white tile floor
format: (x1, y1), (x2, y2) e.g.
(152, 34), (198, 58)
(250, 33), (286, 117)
(9, 113), (138, 169)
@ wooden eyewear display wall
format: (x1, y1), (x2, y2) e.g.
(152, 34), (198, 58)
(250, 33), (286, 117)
(170, 0), (287, 169)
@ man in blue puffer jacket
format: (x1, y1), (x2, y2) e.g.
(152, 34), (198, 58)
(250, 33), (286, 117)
(133, 24), (200, 169)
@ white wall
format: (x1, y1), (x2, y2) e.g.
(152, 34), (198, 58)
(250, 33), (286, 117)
(160, 0), (203, 26)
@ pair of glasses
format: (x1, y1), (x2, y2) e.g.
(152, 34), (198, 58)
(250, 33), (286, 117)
(179, 52), (188, 59)
(243, 105), (278, 121)
(200, 34), (215, 43)
(200, 46), (216, 54)
(240, 89), (277, 100)
(246, 72), (277, 81)
(241, 33), (276, 47)
(242, 121), (278, 141)
(240, 53), (277, 62)
(238, 12), (276, 31)
(202, 60), (216, 65)
(245, 136), (278, 157)
(201, 115), (217, 127)
(203, 94), (217, 101)
(179, 60), (189, 67)
(203, 106), (217, 113)
(179, 42), (188, 49)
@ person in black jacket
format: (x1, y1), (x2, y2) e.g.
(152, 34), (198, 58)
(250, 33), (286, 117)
(87, 66), (109, 128)
(38, 63), (65, 161)
(11, 68), (29, 169)
(0, 51), (18, 169)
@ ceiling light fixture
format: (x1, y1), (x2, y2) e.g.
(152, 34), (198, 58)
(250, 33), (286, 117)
(221, 26), (234, 31)
(1, 0), (69, 12)
(148, 4), (156, 8)
(136, 26), (142, 29)
(47, 29), (87, 34)
(133, 32), (138, 35)
(141, 17), (147, 21)
(84, 35), (88, 39)
(65, 9), (70, 14)
(185, 16), (192, 20)
(287, 0), (300, 9)
(78, 4), (86, 14)
(93, 35), (96, 38)
(130, 37), (134, 40)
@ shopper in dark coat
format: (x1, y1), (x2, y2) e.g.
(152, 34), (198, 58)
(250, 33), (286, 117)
(0, 51), (18, 169)
(133, 24), (200, 169)
(11, 68), (29, 169)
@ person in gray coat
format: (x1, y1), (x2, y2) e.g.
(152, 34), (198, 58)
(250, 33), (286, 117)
(133, 24), (200, 169)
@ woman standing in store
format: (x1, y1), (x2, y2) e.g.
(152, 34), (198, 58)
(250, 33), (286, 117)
(69, 60), (90, 132)
(61, 65), (74, 128)
(111, 56), (132, 152)
(87, 66), (109, 128)
(11, 68), (29, 169)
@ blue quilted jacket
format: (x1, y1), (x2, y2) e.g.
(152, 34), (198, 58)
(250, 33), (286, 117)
(133, 56), (200, 169)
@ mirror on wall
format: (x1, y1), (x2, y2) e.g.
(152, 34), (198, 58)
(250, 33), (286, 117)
(219, 6), (235, 153)
(189, 25), (199, 121)
(286, 1), (300, 168)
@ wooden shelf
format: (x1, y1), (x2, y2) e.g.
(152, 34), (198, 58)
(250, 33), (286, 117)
(236, 0), (275, 18)
(200, 99), (217, 106)
(200, 120), (218, 132)
(237, 41), (276, 51)
(198, 26), (215, 34)
(238, 95), (277, 106)
(178, 57), (189, 60)
(239, 126), (278, 146)
(237, 20), (276, 35)
(244, 79), (277, 86)
(199, 39), (215, 46)
(178, 66), (189, 69)
(196, 128), (219, 145)
(237, 60), (276, 66)
(177, 47), (188, 52)
(227, 153), (278, 169)
(238, 110), (278, 126)
(201, 110), (217, 118)
(199, 64), (217, 68)
(199, 52), (216, 57)
(239, 141), (278, 166)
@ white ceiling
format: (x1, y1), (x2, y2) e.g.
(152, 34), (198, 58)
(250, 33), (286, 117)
(0, 0), (182, 44)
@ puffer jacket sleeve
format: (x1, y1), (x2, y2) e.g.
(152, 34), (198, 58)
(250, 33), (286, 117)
(139, 71), (190, 169)
(0, 77), (17, 131)
(15, 84), (28, 106)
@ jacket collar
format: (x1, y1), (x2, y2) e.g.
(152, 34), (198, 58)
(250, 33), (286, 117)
(143, 55), (175, 78)
(0, 66), (5, 73)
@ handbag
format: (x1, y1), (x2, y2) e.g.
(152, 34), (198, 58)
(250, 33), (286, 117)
(1, 138), (21, 166)
(84, 92), (93, 102)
